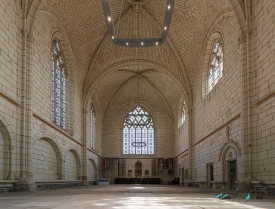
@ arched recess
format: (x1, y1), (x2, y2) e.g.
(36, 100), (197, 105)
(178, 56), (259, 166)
(31, 9), (80, 135)
(31, 136), (62, 181)
(0, 114), (16, 180)
(65, 149), (81, 180)
(219, 141), (241, 161)
(195, 9), (237, 96)
(31, 8), (79, 87)
(87, 158), (98, 184)
(85, 91), (102, 153)
(50, 30), (75, 133)
(201, 31), (224, 98)
(219, 141), (241, 186)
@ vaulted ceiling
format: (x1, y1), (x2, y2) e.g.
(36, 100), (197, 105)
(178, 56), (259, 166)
(38, 0), (235, 120)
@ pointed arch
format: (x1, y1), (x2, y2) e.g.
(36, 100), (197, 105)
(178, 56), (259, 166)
(88, 158), (98, 183)
(31, 134), (63, 181)
(0, 113), (16, 180)
(219, 140), (241, 162)
(65, 149), (81, 180)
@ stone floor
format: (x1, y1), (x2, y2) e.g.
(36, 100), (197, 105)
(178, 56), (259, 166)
(0, 185), (275, 209)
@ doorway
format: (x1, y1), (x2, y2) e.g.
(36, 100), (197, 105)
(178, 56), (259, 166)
(181, 168), (184, 185)
(228, 160), (237, 190)
(207, 164), (214, 188)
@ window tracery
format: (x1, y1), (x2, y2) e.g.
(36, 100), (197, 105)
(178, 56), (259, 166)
(51, 40), (66, 128)
(208, 40), (223, 92)
(123, 106), (154, 155)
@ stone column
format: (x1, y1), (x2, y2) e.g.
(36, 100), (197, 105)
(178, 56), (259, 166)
(187, 108), (194, 182)
(238, 0), (254, 192)
(16, 0), (36, 192)
(81, 105), (89, 185)
(238, 32), (253, 191)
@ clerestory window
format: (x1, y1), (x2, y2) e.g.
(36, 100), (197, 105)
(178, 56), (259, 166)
(178, 101), (186, 128)
(181, 102), (186, 125)
(208, 40), (223, 93)
(51, 40), (66, 129)
(123, 106), (154, 155)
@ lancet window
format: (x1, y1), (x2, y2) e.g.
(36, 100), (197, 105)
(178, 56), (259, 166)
(208, 40), (223, 92)
(51, 40), (66, 128)
(91, 103), (95, 149)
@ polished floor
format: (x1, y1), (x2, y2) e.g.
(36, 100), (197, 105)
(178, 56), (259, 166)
(0, 185), (275, 209)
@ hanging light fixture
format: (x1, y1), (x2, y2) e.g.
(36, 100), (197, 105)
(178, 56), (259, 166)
(102, 0), (175, 47)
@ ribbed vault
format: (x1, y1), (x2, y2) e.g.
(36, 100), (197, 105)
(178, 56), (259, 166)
(27, 0), (246, 124)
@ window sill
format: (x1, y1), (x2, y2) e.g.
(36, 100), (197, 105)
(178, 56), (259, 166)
(122, 154), (155, 157)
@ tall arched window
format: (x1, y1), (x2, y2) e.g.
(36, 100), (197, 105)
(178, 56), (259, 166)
(208, 40), (223, 92)
(123, 106), (154, 155)
(51, 39), (66, 129)
(178, 100), (187, 128)
(180, 102), (186, 125)
(90, 103), (95, 149)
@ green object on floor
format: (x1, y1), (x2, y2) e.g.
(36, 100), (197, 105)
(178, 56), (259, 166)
(245, 193), (251, 203)
(233, 188), (252, 204)
(221, 194), (228, 199)
(215, 193), (223, 198)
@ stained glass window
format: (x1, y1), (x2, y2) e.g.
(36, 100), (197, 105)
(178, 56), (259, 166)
(51, 40), (66, 129)
(123, 106), (154, 155)
(91, 103), (95, 149)
(208, 40), (223, 92)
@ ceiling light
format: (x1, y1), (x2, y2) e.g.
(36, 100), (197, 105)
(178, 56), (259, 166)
(102, 0), (175, 47)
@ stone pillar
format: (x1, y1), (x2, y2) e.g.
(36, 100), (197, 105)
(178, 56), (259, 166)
(187, 108), (194, 182)
(16, 0), (36, 192)
(238, 32), (253, 192)
(81, 106), (89, 185)
(238, 0), (254, 192)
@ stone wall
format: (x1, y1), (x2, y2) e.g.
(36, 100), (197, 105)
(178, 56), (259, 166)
(32, 138), (60, 181)
(0, 132), (3, 180)
(0, 0), (100, 190)
(189, 13), (242, 186)
(65, 150), (78, 180)
(1, 0), (275, 192)
(251, 0), (275, 182)
(0, 0), (22, 181)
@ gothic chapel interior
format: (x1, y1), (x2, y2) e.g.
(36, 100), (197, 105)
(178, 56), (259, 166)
(0, 0), (275, 193)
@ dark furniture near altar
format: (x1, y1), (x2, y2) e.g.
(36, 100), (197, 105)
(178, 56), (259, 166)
(115, 178), (161, 184)
(172, 177), (180, 185)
